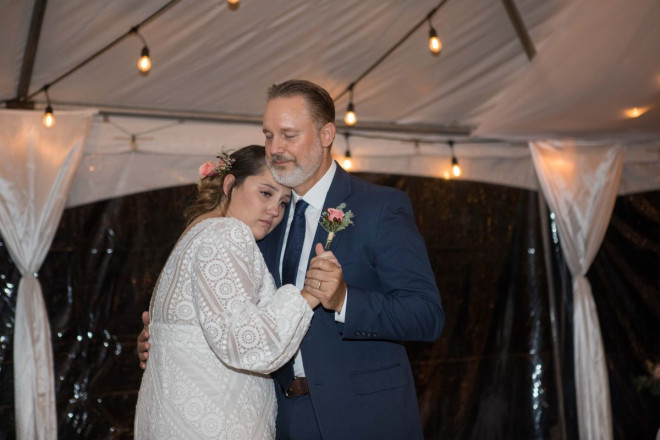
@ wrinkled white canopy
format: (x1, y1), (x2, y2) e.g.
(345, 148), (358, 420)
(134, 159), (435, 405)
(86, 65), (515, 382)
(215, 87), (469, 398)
(2, 0), (659, 205)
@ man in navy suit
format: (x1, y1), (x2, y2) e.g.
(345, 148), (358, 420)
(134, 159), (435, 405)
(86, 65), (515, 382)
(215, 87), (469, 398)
(259, 80), (444, 439)
(139, 79), (444, 439)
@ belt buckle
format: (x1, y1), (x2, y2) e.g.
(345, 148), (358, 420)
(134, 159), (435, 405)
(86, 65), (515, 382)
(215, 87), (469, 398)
(285, 376), (307, 397)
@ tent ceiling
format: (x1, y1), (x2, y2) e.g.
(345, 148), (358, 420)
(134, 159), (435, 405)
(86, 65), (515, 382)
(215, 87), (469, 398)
(1, 0), (659, 139)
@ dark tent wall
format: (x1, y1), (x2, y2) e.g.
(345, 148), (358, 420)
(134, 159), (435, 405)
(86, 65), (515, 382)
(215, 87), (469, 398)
(588, 192), (660, 439)
(0, 176), (658, 439)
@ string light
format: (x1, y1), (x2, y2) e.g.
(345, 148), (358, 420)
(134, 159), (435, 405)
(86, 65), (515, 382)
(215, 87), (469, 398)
(42, 85), (55, 128)
(138, 47), (151, 73)
(344, 85), (357, 127)
(624, 106), (651, 118)
(133, 28), (152, 74)
(333, 1), (448, 121)
(20, 0), (178, 130)
(449, 140), (461, 177)
(343, 132), (353, 170)
(227, 0), (240, 9)
(428, 18), (442, 56)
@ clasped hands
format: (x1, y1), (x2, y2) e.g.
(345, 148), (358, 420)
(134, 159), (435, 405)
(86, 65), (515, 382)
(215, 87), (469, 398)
(301, 243), (346, 313)
(137, 243), (346, 370)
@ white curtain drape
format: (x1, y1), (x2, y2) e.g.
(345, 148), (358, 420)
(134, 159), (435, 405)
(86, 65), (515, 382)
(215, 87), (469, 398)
(530, 140), (624, 440)
(0, 109), (94, 440)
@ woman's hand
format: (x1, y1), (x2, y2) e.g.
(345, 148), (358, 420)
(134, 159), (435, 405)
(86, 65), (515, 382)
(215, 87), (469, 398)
(303, 244), (346, 312)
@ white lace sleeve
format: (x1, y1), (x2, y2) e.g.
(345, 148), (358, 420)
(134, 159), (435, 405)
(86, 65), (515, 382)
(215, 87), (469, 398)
(191, 219), (313, 374)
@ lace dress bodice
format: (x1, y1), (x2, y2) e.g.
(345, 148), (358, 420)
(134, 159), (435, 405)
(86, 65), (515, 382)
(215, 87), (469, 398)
(135, 217), (312, 439)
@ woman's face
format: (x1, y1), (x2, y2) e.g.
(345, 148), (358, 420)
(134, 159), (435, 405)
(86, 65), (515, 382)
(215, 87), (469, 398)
(225, 167), (291, 241)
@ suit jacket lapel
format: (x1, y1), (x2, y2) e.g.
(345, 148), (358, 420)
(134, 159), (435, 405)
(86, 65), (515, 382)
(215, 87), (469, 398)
(306, 163), (353, 266)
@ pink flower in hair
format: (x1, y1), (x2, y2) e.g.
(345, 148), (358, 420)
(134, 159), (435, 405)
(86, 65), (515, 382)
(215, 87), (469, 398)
(199, 161), (217, 178)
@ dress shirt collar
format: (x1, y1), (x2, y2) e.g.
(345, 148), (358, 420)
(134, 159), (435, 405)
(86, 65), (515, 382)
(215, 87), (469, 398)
(291, 161), (336, 210)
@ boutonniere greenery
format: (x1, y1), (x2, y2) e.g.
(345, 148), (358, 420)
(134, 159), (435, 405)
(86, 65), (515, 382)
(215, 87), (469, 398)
(319, 203), (354, 249)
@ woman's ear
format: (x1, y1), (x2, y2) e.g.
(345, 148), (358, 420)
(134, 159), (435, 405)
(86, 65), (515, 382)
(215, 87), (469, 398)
(222, 174), (236, 198)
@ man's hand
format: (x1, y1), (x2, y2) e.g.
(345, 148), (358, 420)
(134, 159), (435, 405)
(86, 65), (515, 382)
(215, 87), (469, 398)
(137, 311), (150, 370)
(303, 243), (346, 312)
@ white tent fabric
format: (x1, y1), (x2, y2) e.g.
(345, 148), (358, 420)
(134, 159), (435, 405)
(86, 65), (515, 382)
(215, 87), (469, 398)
(530, 140), (624, 440)
(63, 115), (660, 208)
(475, 0), (660, 140)
(0, 110), (94, 440)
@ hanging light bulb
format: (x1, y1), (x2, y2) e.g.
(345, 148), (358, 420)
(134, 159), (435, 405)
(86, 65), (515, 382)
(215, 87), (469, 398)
(138, 46), (151, 73)
(227, 0), (240, 10)
(345, 102), (357, 127)
(42, 86), (55, 128)
(428, 19), (442, 56)
(343, 133), (353, 170)
(43, 105), (55, 128)
(343, 150), (353, 170)
(344, 86), (357, 127)
(452, 156), (461, 177)
(227, 0), (239, 5)
(132, 28), (152, 73)
(449, 140), (461, 177)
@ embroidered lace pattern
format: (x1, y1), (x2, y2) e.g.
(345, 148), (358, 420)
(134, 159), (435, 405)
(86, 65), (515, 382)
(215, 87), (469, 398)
(135, 217), (312, 439)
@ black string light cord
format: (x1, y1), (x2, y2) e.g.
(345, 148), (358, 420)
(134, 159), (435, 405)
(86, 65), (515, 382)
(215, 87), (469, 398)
(333, 0), (449, 103)
(25, 0), (181, 103)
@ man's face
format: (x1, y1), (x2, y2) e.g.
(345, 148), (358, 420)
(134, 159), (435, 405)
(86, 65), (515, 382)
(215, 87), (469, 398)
(262, 96), (325, 194)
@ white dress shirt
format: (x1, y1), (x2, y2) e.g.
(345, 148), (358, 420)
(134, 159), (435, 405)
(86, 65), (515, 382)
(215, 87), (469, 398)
(278, 161), (347, 377)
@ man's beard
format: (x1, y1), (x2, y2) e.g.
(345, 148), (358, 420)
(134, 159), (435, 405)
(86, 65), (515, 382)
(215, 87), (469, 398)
(268, 139), (324, 189)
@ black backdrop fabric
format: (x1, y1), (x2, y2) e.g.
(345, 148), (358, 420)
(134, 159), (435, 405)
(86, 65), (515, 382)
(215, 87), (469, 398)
(0, 175), (658, 439)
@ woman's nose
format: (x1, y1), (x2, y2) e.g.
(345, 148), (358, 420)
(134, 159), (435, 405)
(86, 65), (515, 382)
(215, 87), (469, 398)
(266, 201), (279, 215)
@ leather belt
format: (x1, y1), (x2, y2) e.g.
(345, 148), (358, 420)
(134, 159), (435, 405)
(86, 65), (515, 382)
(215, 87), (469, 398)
(285, 377), (310, 397)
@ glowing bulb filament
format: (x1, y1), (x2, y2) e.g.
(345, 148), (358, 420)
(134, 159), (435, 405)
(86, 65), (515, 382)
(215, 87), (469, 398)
(345, 110), (357, 126)
(429, 36), (442, 54)
(451, 156), (461, 177)
(624, 106), (651, 119)
(344, 100), (357, 126)
(138, 47), (151, 73)
(428, 28), (442, 55)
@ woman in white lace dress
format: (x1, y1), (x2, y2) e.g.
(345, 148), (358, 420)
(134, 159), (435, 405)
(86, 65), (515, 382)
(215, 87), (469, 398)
(135, 146), (318, 439)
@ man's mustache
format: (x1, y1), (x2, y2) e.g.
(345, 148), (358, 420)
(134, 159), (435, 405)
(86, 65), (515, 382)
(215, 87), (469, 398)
(270, 153), (296, 164)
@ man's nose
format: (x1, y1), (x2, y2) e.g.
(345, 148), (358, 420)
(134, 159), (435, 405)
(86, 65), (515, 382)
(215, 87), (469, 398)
(269, 136), (285, 154)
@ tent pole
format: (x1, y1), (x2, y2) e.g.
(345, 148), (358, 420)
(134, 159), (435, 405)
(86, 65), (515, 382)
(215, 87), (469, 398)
(537, 187), (568, 440)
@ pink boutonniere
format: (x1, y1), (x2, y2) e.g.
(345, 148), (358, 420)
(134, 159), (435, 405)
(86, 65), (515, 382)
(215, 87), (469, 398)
(319, 203), (354, 249)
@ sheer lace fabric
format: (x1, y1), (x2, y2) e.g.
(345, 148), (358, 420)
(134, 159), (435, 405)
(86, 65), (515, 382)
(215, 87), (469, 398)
(135, 217), (312, 439)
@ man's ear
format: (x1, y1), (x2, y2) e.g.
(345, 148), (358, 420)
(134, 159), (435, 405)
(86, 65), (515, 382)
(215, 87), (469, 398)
(319, 122), (336, 149)
(222, 174), (236, 197)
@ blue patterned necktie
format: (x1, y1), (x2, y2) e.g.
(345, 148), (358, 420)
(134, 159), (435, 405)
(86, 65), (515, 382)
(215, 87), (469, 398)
(281, 199), (309, 286)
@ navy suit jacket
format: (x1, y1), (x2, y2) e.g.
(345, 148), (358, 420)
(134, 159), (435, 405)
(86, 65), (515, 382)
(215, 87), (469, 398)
(259, 164), (444, 439)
